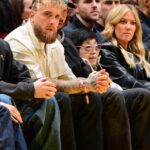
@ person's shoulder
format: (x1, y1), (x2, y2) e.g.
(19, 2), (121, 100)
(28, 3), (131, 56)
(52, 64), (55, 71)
(0, 38), (11, 51)
(5, 25), (27, 40)
(63, 16), (77, 36)
(101, 41), (120, 56)
(63, 23), (76, 36)
(0, 38), (13, 58)
(0, 38), (8, 46)
(101, 41), (115, 49)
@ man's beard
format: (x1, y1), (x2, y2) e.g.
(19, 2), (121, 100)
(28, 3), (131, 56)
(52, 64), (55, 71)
(34, 25), (57, 44)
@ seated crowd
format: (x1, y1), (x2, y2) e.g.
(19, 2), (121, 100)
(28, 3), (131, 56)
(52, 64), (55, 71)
(1, 0), (150, 150)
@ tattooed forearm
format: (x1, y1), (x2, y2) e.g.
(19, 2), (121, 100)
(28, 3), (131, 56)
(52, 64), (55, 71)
(50, 77), (97, 95)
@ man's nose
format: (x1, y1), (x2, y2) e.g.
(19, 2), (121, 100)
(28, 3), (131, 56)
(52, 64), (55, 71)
(91, 0), (98, 7)
(48, 17), (58, 24)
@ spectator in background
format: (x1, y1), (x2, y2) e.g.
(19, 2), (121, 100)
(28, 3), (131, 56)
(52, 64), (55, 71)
(0, 0), (32, 39)
(63, 0), (106, 43)
(0, 0), (18, 38)
(97, 0), (120, 32)
(120, 0), (139, 7)
(67, 0), (76, 17)
(138, 0), (150, 51)
(10, 0), (32, 25)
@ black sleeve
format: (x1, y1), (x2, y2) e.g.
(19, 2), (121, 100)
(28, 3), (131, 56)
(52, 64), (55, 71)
(0, 39), (34, 100)
(100, 44), (150, 90)
(63, 37), (92, 78)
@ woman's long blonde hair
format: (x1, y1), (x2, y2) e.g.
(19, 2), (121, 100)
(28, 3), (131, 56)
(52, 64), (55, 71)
(102, 4), (150, 77)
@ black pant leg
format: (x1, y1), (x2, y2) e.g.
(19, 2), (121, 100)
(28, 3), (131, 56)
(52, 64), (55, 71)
(124, 88), (150, 150)
(102, 88), (132, 150)
(70, 93), (103, 150)
(55, 92), (76, 150)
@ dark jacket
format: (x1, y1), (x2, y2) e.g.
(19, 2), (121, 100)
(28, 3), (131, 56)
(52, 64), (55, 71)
(138, 10), (150, 51)
(57, 30), (92, 77)
(0, 39), (34, 101)
(100, 42), (150, 90)
(63, 15), (106, 43)
(62, 37), (92, 77)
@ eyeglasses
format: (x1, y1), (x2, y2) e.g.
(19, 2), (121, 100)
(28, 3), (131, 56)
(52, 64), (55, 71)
(76, 44), (101, 52)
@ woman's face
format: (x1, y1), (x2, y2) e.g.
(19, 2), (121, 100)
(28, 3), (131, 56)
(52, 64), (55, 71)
(114, 11), (136, 49)
(79, 39), (100, 67)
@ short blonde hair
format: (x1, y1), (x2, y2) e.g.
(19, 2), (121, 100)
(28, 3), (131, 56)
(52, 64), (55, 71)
(102, 4), (150, 77)
(32, 0), (64, 10)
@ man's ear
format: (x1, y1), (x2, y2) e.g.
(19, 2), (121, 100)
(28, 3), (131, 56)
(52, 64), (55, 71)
(73, 3), (77, 9)
(74, 3), (79, 13)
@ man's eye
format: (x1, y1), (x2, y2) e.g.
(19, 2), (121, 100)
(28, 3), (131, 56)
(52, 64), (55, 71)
(84, 0), (100, 3)
(44, 12), (51, 17)
(84, 0), (92, 3)
(104, 1), (113, 5)
(55, 15), (60, 19)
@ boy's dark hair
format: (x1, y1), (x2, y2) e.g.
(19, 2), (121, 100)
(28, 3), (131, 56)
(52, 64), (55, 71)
(68, 29), (99, 48)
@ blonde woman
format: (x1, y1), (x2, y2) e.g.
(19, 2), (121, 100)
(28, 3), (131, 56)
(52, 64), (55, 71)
(100, 4), (150, 90)
(100, 4), (150, 150)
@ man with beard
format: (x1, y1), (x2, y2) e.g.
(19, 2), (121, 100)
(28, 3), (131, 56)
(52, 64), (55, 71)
(5, 0), (136, 150)
(63, 0), (107, 43)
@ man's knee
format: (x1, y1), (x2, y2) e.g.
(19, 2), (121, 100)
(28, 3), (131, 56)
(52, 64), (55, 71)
(0, 105), (10, 116)
(125, 88), (150, 110)
(102, 88), (125, 106)
(55, 92), (72, 108)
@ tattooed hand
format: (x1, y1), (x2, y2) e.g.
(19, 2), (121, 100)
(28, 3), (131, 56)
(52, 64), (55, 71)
(87, 69), (112, 93)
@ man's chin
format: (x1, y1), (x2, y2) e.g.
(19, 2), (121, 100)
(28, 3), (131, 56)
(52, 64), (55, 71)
(91, 16), (99, 21)
(44, 38), (56, 44)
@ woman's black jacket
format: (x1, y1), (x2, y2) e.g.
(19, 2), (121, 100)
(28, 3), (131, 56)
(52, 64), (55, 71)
(100, 42), (150, 90)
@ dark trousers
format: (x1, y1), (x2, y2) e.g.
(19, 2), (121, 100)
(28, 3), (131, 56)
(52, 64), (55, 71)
(56, 89), (134, 150)
(55, 92), (103, 150)
(19, 97), (61, 150)
(101, 89), (132, 150)
(55, 92), (76, 150)
(0, 105), (27, 150)
(124, 88), (150, 150)
(70, 92), (103, 150)
(102, 88), (150, 150)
